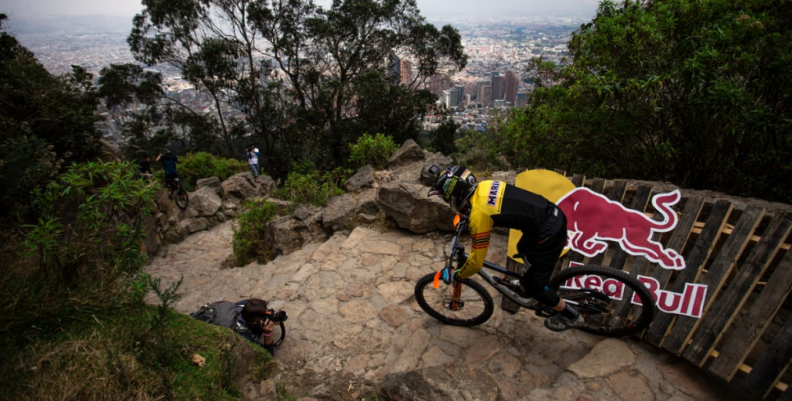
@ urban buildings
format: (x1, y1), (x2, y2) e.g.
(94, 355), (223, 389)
(504, 71), (518, 104)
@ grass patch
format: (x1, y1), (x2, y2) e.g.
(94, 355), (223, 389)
(0, 304), (272, 401)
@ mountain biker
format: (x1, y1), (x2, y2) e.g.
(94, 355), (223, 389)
(156, 150), (180, 196)
(427, 165), (584, 332)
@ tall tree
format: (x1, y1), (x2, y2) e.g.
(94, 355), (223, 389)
(128, 0), (467, 175)
(490, 0), (792, 202)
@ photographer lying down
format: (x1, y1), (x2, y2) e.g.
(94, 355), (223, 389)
(190, 298), (286, 356)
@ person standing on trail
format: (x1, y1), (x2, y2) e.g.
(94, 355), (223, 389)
(427, 165), (584, 332)
(246, 144), (260, 181)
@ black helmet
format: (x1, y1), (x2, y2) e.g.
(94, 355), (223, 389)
(427, 165), (477, 214)
(162, 149), (171, 155)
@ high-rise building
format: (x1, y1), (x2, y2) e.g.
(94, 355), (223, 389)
(387, 55), (400, 86)
(515, 92), (528, 108)
(504, 71), (518, 104)
(400, 59), (412, 85)
(455, 84), (465, 105)
(449, 87), (459, 107)
(442, 90), (451, 107)
(480, 85), (492, 107)
(491, 75), (505, 101)
(427, 74), (449, 96)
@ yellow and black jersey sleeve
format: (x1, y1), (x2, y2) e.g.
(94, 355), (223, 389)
(457, 181), (502, 279)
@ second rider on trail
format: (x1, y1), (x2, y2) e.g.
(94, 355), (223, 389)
(157, 150), (180, 196)
(428, 166), (584, 332)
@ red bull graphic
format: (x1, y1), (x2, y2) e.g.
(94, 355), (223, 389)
(561, 274), (626, 300)
(556, 187), (685, 270)
(632, 276), (708, 318)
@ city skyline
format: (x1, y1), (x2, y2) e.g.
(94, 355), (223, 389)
(0, 0), (600, 23)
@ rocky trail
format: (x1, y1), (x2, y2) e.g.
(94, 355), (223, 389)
(146, 220), (749, 401)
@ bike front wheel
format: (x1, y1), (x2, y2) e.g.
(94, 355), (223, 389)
(174, 188), (189, 210)
(414, 273), (494, 326)
(550, 265), (656, 337)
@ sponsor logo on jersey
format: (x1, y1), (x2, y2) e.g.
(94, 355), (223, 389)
(487, 181), (500, 207)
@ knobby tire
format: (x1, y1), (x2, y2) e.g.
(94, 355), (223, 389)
(414, 273), (494, 326)
(174, 188), (189, 210)
(549, 265), (656, 337)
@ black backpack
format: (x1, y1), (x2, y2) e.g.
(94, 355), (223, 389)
(189, 301), (239, 329)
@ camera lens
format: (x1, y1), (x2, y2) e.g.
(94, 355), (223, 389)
(274, 311), (288, 322)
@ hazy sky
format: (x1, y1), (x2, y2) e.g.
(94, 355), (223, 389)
(0, 0), (601, 19)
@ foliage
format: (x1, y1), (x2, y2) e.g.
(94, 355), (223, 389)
(348, 133), (399, 169)
(0, 15), (102, 218)
(175, 152), (249, 191)
(232, 199), (279, 266)
(24, 160), (157, 285)
(429, 118), (461, 157)
(271, 168), (350, 207)
(454, 129), (504, 173)
(486, 0), (792, 202)
(128, 0), (466, 176)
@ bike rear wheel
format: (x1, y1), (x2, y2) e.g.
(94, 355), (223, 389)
(549, 265), (656, 337)
(174, 188), (189, 210)
(414, 273), (494, 326)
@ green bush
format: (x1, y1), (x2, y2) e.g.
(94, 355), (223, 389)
(348, 133), (399, 169)
(158, 152), (248, 191)
(232, 199), (279, 266)
(271, 168), (349, 207)
(454, 130), (504, 173)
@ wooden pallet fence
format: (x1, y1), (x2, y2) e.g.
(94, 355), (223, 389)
(546, 172), (792, 399)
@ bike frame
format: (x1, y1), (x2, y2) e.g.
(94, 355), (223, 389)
(446, 214), (581, 311)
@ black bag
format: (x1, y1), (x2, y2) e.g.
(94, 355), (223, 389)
(189, 301), (239, 329)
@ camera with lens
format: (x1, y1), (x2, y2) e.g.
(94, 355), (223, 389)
(265, 308), (288, 323)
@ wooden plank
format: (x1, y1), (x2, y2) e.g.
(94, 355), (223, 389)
(553, 169), (566, 176)
(709, 219), (792, 381)
(570, 174), (585, 187)
(662, 205), (766, 355)
(501, 257), (523, 313)
(613, 210), (666, 320)
(643, 200), (733, 347)
(568, 174), (587, 264)
(780, 385), (792, 401)
(587, 178), (614, 266)
(633, 197), (705, 341)
(690, 223), (790, 251)
(684, 213), (792, 366)
(742, 313), (792, 399)
(607, 183), (649, 270)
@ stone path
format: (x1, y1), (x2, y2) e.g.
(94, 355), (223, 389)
(147, 221), (751, 401)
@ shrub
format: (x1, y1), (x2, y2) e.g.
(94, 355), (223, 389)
(348, 133), (399, 169)
(232, 199), (279, 266)
(454, 130), (504, 173)
(271, 168), (349, 207)
(156, 152), (248, 191)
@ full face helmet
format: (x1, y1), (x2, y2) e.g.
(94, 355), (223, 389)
(427, 165), (478, 214)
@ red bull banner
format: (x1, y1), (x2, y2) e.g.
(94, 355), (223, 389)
(565, 262), (708, 318)
(508, 170), (708, 318)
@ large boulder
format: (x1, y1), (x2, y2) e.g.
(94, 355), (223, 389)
(376, 181), (455, 234)
(388, 139), (425, 169)
(322, 194), (357, 232)
(265, 215), (327, 257)
(179, 217), (209, 234)
(222, 172), (259, 199)
(491, 170), (516, 185)
(196, 176), (223, 197)
(293, 204), (320, 222)
(419, 153), (455, 186)
(380, 363), (507, 401)
(390, 160), (425, 183)
(344, 165), (375, 192)
(189, 186), (222, 217)
(356, 188), (379, 215)
(258, 174), (277, 195)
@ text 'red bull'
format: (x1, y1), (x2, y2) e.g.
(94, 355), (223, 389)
(557, 187), (685, 270)
(562, 271), (708, 318)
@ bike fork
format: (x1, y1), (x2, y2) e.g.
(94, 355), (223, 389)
(451, 282), (463, 311)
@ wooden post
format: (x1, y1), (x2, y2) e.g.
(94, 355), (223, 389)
(500, 257), (523, 313)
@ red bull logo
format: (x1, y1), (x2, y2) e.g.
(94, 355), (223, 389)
(633, 276), (708, 318)
(557, 187), (685, 270)
(561, 274), (626, 300)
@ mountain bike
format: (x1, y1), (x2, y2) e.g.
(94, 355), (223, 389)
(166, 176), (189, 210)
(414, 213), (657, 337)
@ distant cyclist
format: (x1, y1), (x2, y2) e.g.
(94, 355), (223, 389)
(156, 150), (180, 196)
(428, 165), (584, 332)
